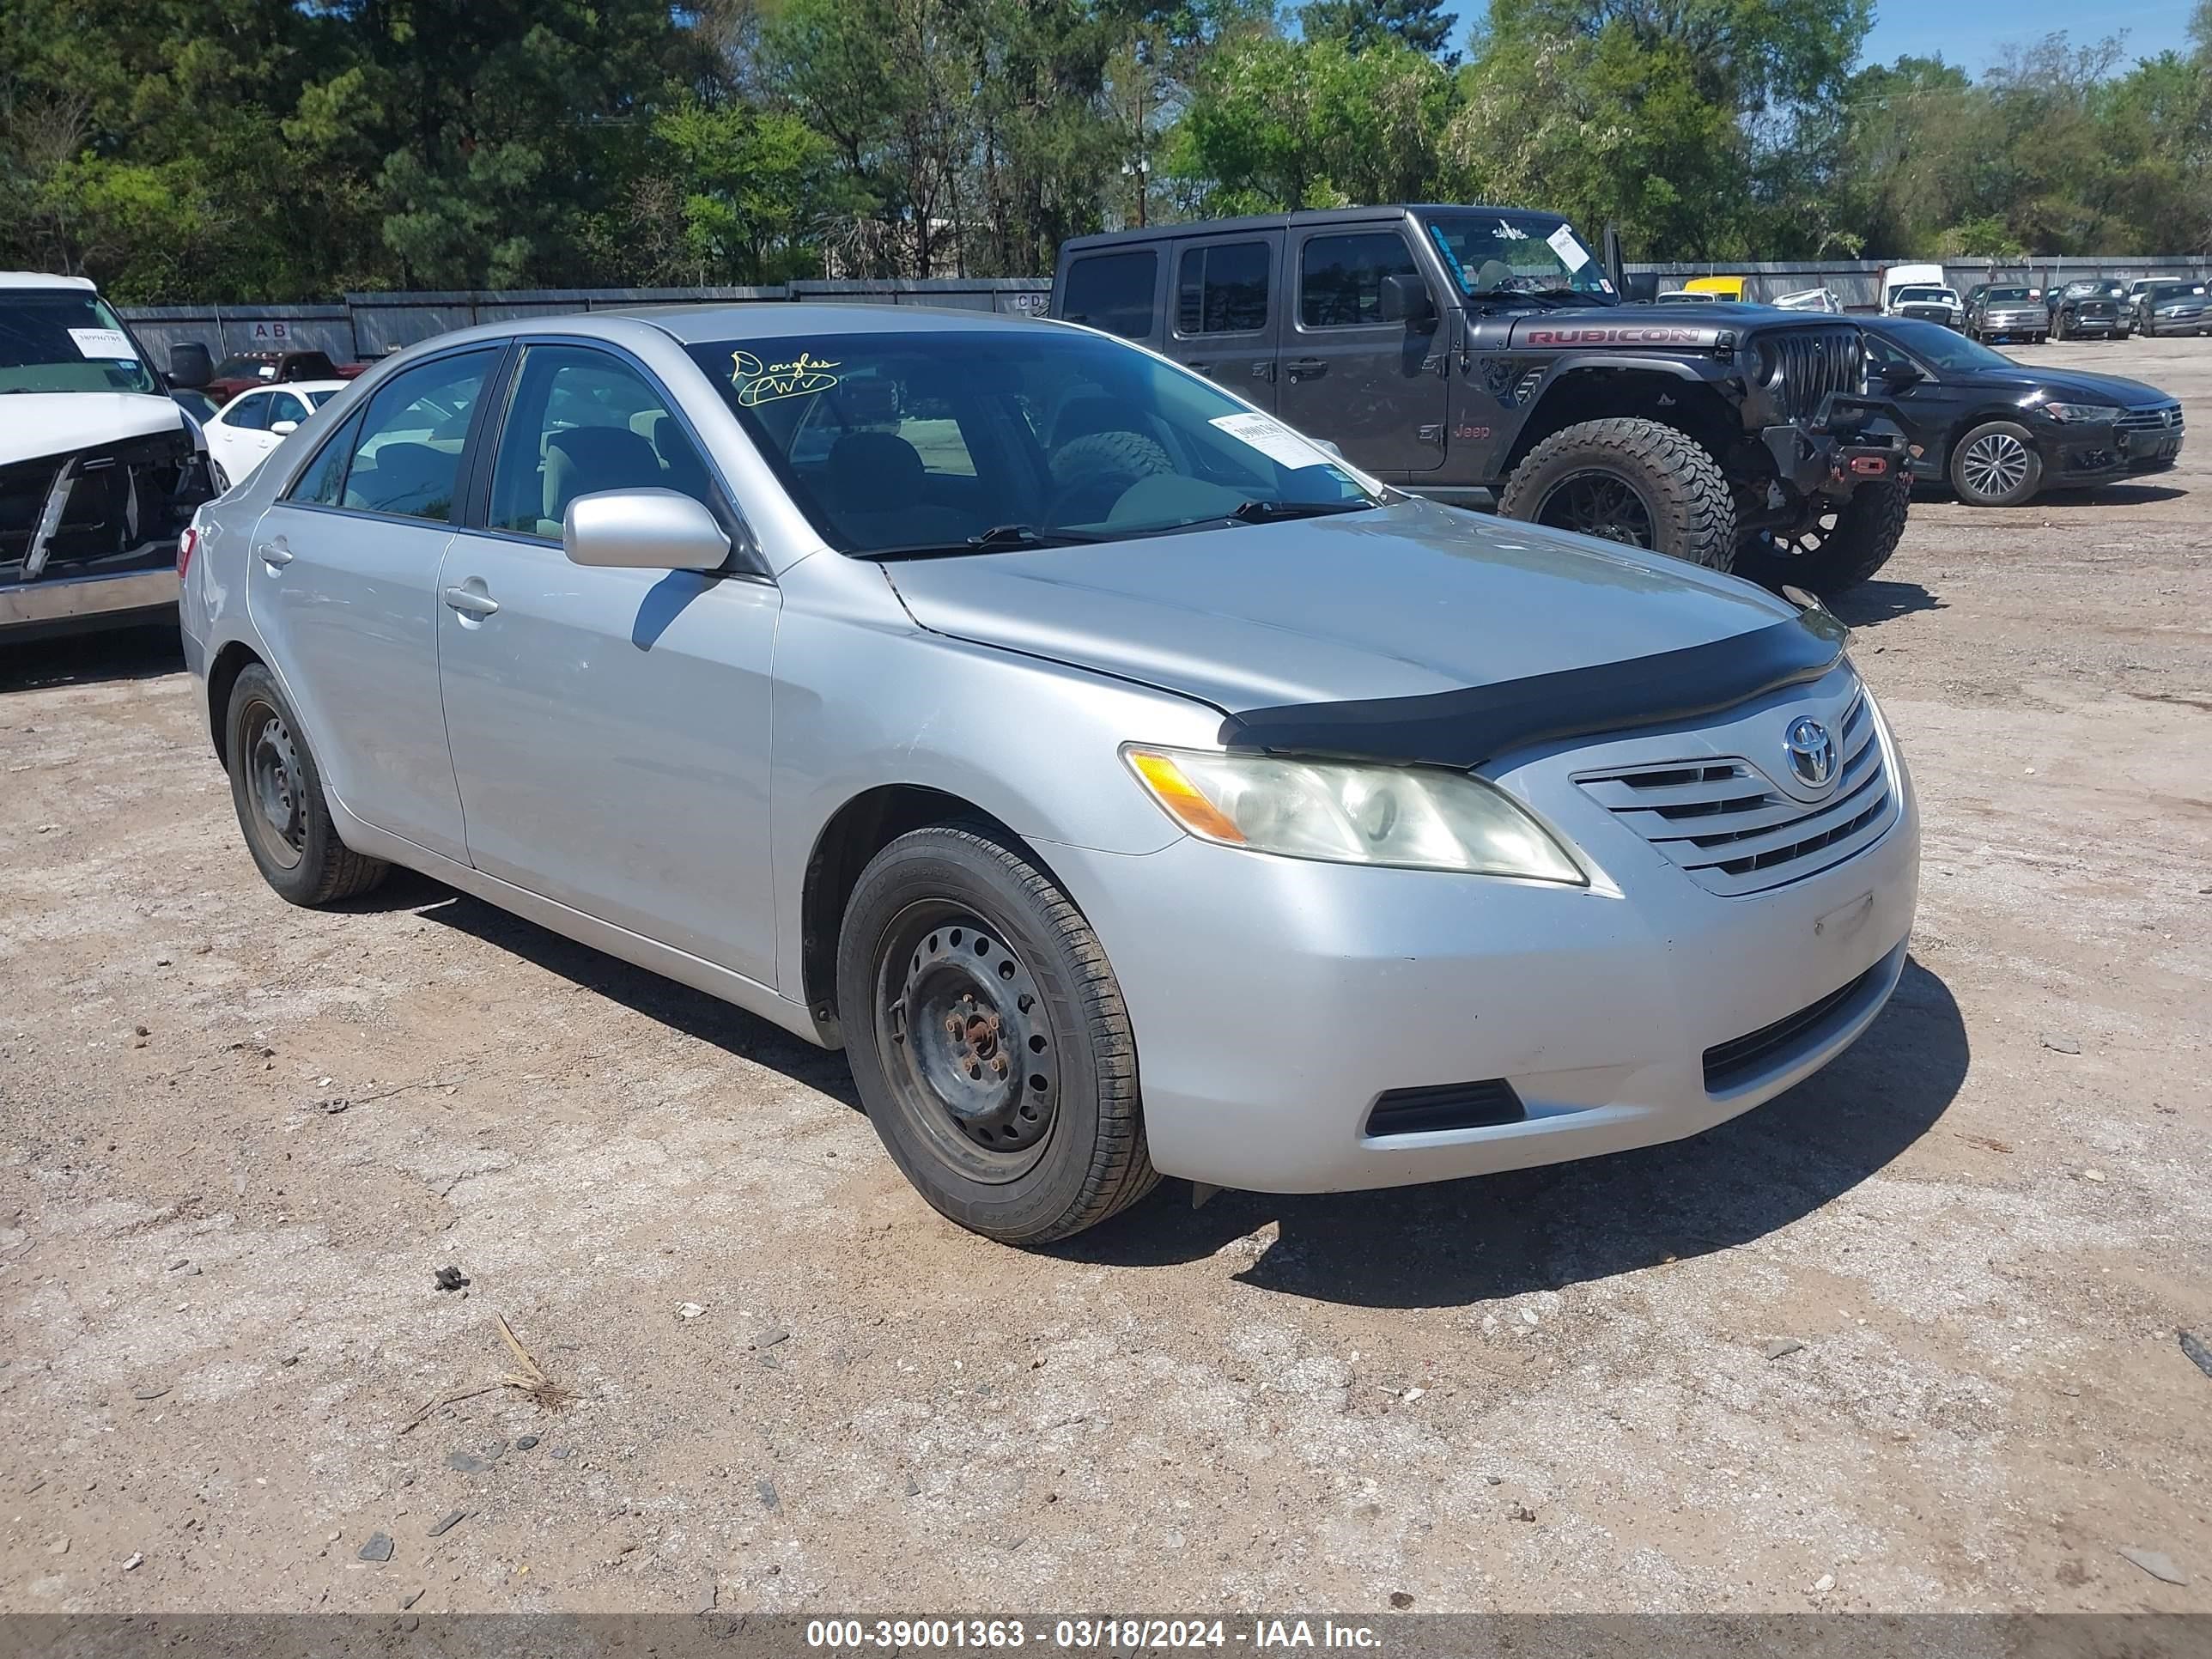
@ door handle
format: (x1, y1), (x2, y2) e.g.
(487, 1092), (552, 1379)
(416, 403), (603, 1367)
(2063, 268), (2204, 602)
(442, 584), (499, 618)
(1286, 358), (1327, 381)
(255, 540), (293, 568)
(1183, 360), (1211, 372)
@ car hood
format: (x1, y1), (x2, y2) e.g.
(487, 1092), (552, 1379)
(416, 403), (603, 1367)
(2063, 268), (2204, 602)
(880, 498), (1794, 714)
(1954, 365), (2173, 407)
(1495, 300), (1837, 349)
(0, 392), (187, 468)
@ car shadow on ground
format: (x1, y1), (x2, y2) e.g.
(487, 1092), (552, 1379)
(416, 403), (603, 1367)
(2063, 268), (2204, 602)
(368, 870), (860, 1108)
(2036, 482), (2189, 508)
(1060, 957), (1968, 1310)
(0, 623), (184, 694)
(1828, 580), (1942, 628)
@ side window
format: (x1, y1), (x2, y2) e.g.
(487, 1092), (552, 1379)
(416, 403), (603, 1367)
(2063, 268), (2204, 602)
(339, 349), (496, 522)
(1300, 233), (1419, 328)
(287, 409), (365, 507)
(1863, 334), (1914, 376)
(1061, 252), (1158, 339)
(224, 392), (269, 431)
(1176, 241), (1271, 335)
(487, 344), (721, 538)
(274, 392), (311, 427)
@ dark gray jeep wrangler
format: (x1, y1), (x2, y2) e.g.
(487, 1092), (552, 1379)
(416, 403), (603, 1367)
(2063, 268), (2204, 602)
(1050, 204), (1910, 595)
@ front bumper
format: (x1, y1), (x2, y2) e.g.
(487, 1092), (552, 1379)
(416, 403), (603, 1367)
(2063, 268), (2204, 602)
(1757, 393), (1910, 508)
(1, 562), (179, 641)
(1048, 670), (1921, 1193)
(2042, 416), (2185, 483)
(1978, 313), (2048, 339)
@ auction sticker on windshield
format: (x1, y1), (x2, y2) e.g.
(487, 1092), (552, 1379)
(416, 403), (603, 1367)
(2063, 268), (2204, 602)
(1209, 411), (1335, 471)
(1547, 223), (1591, 272)
(69, 327), (137, 360)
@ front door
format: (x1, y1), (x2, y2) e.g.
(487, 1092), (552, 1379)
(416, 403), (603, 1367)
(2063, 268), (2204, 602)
(245, 347), (501, 863)
(1166, 232), (1281, 414)
(434, 341), (782, 988)
(1278, 226), (1448, 474)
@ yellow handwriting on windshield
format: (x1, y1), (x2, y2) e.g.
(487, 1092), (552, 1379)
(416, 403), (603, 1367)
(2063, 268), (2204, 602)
(731, 349), (842, 406)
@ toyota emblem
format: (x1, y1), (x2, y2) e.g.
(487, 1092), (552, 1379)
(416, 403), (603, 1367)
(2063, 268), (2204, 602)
(1784, 716), (1837, 790)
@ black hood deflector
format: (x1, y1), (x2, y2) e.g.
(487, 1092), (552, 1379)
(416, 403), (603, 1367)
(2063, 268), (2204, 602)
(1218, 609), (1848, 770)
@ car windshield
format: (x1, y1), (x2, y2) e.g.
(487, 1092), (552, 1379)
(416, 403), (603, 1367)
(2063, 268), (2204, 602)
(1894, 288), (1953, 303)
(0, 289), (161, 395)
(213, 356), (280, 380)
(1877, 319), (2032, 373)
(687, 328), (1378, 556)
(1984, 288), (2035, 302)
(1420, 211), (1615, 301)
(2148, 283), (2205, 302)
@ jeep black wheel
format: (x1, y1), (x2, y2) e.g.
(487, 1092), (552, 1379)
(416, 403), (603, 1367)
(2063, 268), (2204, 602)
(1731, 472), (1911, 598)
(224, 664), (390, 906)
(836, 822), (1158, 1245)
(1949, 420), (2043, 507)
(1498, 417), (1736, 572)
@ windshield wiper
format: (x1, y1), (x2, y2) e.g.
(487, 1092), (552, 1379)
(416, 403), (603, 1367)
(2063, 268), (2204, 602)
(1528, 286), (1615, 307)
(1225, 500), (1376, 524)
(854, 523), (1107, 561)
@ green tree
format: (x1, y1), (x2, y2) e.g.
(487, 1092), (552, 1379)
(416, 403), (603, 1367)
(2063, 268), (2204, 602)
(1297, 0), (1458, 64)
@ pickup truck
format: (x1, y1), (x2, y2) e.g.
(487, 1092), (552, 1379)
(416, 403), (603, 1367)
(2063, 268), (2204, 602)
(1050, 204), (1909, 595)
(2, 272), (217, 641)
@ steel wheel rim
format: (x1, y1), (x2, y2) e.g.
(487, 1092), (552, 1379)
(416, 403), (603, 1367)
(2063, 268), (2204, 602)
(1534, 469), (1658, 548)
(873, 904), (1060, 1183)
(1961, 433), (2030, 499)
(242, 698), (306, 869)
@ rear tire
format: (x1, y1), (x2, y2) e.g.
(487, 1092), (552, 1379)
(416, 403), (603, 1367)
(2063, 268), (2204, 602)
(836, 822), (1158, 1245)
(1731, 472), (1911, 597)
(1498, 417), (1737, 573)
(1948, 420), (2044, 507)
(224, 665), (389, 906)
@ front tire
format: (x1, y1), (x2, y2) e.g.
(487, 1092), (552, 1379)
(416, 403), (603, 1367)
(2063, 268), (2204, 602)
(1498, 417), (1737, 573)
(224, 665), (389, 906)
(1731, 472), (1911, 597)
(1949, 420), (2044, 507)
(836, 823), (1158, 1244)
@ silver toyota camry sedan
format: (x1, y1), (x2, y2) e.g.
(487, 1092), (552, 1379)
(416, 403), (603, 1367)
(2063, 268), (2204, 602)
(179, 304), (1919, 1244)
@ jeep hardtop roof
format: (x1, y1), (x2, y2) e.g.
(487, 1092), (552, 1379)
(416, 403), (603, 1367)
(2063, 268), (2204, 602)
(1059, 204), (1560, 256)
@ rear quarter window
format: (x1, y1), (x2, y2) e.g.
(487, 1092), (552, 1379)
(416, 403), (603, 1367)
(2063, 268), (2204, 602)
(1060, 252), (1158, 340)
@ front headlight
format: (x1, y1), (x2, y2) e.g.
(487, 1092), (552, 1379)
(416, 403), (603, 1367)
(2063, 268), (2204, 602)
(2041, 401), (2124, 423)
(1123, 745), (1587, 884)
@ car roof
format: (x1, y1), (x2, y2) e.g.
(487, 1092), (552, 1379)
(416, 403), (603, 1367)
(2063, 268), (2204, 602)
(374, 302), (1061, 358)
(0, 271), (99, 292)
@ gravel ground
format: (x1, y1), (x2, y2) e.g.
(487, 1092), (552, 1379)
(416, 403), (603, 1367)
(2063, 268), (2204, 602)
(2, 337), (2208, 1617)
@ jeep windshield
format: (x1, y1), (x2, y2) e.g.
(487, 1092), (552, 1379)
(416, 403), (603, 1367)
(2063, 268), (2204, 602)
(0, 289), (161, 396)
(687, 328), (1378, 558)
(1420, 212), (1616, 305)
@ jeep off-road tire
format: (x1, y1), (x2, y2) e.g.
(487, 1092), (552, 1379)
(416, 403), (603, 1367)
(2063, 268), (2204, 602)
(836, 822), (1159, 1245)
(1731, 472), (1911, 597)
(224, 664), (390, 907)
(1048, 429), (1173, 521)
(1498, 417), (1737, 573)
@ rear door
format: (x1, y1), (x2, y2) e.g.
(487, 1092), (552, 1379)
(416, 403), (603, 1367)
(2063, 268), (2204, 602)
(1278, 225), (1448, 474)
(1166, 232), (1281, 414)
(246, 345), (501, 864)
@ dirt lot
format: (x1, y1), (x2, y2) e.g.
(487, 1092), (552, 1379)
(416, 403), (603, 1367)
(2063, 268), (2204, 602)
(3, 337), (2209, 1619)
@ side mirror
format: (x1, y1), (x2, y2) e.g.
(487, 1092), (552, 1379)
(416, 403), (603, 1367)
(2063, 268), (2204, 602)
(1378, 273), (1436, 326)
(169, 343), (214, 389)
(270, 420), (299, 436)
(1877, 362), (1923, 392)
(564, 488), (731, 572)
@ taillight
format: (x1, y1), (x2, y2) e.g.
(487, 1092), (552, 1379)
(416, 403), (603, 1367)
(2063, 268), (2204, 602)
(177, 524), (198, 579)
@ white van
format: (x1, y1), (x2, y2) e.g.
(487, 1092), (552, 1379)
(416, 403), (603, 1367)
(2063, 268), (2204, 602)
(2, 273), (217, 641)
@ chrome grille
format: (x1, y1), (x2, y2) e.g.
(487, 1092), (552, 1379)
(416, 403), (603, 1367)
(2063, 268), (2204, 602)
(2118, 404), (2185, 434)
(1762, 326), (1863, 422)
(1574, 692), (1899, 896)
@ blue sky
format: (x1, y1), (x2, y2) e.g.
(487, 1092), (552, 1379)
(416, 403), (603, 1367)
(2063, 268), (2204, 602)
(1446, 1), (2202, 75)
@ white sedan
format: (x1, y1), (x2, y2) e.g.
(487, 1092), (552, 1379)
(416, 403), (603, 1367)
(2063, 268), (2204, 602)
(203, 380), (346, 485)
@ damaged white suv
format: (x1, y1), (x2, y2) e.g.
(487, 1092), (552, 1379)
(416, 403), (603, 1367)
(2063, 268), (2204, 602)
(1, 273), (216, 641)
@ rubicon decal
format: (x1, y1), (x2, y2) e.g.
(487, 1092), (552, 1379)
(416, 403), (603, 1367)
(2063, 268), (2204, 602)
(1522, 325), (1713, 347)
